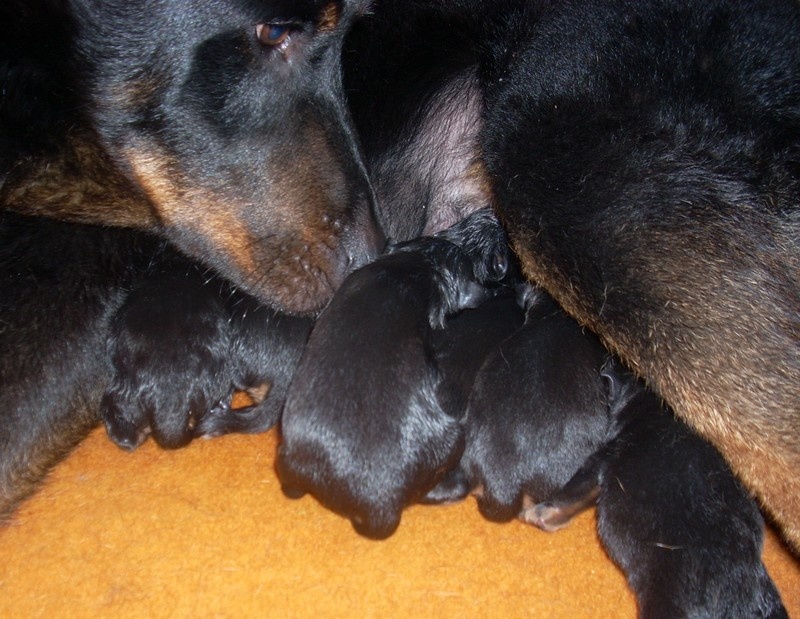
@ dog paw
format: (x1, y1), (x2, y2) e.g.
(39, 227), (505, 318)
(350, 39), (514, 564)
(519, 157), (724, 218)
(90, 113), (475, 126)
(520, 501), (571, 532)
(196, 395), (282, 438)
(102, 269), (235, 449)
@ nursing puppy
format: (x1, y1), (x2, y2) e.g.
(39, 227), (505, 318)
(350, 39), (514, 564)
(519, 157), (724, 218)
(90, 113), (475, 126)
(276, 210), (509, 539)
(102, 261), (312, 450)
(422, 276), (786, 615)
(525, 359), (787, 619)
(430, 291), (525, 422)
(424, 284), (610, 521)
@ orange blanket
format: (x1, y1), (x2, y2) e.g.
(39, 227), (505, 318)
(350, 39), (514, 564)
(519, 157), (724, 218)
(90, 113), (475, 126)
(1, 427), (798, 617)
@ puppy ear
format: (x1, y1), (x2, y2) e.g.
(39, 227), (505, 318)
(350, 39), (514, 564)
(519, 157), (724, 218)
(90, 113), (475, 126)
(488, 249), (509, 281)
(600, 357), (639, 417)
(459, 280), (490, 310)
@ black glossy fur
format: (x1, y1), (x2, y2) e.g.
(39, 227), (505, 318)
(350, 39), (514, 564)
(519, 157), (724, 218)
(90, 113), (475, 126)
(430, 292), (525, 421)
(424, 284), (610, 522)
(423, 278), (786, 615)
(276, 210), (509, 539)
(102, 261), (312, 450)
(525, 360), (787, 619)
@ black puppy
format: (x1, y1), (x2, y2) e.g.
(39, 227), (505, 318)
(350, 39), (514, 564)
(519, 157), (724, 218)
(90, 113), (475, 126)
(424, 283), (610, 521)
(524, 359), (787, 619)
(430, 291), (525, 422)
(102, 260), (312, 450)
(276, 210), (509, 539)
(422, 275), (786, 614)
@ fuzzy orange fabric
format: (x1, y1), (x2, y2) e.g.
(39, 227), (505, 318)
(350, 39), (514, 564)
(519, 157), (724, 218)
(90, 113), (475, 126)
(0, 426), (798, 617)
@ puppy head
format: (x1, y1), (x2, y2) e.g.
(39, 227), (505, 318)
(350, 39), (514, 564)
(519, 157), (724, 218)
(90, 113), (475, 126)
(275, 445), (405, 540)
(436, 207), (518, 286)
(387, 237), (490, 328)
(77, 0), (380, 314)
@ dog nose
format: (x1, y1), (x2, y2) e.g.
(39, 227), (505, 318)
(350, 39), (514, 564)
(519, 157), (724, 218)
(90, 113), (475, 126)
(340, 189), (386, 276)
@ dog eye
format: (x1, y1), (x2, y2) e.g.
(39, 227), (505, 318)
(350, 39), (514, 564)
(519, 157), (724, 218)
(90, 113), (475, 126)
(255, 23), (292, 47)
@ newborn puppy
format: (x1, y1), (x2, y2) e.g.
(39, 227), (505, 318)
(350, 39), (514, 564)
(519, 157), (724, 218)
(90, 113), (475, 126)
(196, 299), (312, 440)
(277, 211), (508, 539)
(429, 207), (526, 421)
(102, 258), (312, 450)
(525, 359), (787, 619)
(431, 291), (525, 421)
(424, 283), (610, 521)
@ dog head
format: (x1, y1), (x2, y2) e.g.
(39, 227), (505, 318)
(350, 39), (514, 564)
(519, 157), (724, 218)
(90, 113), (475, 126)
(69, 0), (380, 313)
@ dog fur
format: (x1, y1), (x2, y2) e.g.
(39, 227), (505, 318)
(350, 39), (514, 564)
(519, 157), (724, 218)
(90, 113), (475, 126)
(473, 0), (800, 550)
(423, 277), (787, 615)
(525, 359), (787, 618)
(1, 0), (381, 314)
(102, 260), (312, 450)
(349, 0), (800, 550)
(0, 211), (164, 519)
(276, 210), (509, 539)
(424, 284), (611, 521)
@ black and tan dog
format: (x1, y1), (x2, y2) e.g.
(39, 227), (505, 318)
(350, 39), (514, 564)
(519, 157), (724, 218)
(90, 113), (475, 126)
(474, 0), (800, 550)
(95, 3), (499, 459)
(0, 0), (380, 519)
(1, 0), (381, 313)
(348, 0), (800, 551)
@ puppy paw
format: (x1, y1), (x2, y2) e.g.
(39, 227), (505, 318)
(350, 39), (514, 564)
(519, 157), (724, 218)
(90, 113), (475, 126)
(520, 500), (573, 532)
(196, 391), (282, 438)
(420, 466), (471, 505)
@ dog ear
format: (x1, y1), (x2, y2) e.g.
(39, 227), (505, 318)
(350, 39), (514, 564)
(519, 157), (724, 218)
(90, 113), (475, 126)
(487, 249), (509, 281)
(600, 357), (639, 417)
(458, 280), (490, 310)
